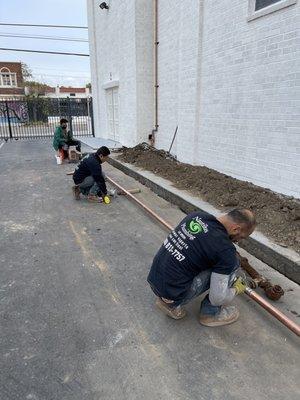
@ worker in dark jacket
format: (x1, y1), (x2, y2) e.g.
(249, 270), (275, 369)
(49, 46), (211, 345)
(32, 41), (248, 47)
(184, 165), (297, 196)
(53, 118), (81, 159)
(72, 146), (111, 203)
(148, 209), (256, 327)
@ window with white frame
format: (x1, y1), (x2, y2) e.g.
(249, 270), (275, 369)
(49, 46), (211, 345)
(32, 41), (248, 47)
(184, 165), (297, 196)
(248, 0), (297, 20)
(11, 74), (17, 86)
(0, 67), (18, 87)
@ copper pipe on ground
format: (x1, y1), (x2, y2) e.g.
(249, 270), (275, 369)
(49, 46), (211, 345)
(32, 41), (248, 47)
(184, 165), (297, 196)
(237, 253), (284, 301)
(106, 176), (173, 231)
(107, 175), (300, 337)
(245, 288), (300, 336)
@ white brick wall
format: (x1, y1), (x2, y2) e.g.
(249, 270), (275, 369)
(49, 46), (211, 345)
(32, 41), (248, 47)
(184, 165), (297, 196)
(88, 0), (300, 197)
(155, 1), (203, 162)
(155, 0), (300, 197)
(87, 0), (153, 146)
(196, 0), (300, 197)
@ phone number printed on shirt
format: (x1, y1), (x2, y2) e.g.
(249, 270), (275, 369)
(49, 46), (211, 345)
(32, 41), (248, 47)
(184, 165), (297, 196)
(163, 239), (185, 262)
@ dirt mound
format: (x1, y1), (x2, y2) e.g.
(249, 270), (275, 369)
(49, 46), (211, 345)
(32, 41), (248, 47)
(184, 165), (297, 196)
(119, 143), (300, 253)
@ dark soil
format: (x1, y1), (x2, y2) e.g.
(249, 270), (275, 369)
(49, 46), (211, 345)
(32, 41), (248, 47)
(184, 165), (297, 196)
(118, 143), (300, 253)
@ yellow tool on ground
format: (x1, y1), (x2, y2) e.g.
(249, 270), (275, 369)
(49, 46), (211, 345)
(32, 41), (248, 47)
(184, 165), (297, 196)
(103, 195), (111, 204)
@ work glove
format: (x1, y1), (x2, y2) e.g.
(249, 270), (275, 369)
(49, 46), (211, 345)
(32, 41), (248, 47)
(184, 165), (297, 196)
(232, 277), (247, 295)
(107, 189), (117, 198)
(103, 195), (111, 204)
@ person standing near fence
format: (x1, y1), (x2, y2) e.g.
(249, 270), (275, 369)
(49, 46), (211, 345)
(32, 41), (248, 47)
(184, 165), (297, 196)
(53, 118), (81, 159)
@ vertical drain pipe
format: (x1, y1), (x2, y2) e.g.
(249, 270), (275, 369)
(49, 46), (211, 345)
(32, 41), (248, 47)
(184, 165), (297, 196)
(151, 0), (159, 145)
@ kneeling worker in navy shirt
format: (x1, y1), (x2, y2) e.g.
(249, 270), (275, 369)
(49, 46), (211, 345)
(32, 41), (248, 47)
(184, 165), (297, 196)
(72, 146), (111, 203)
(148, 209), (256, 327)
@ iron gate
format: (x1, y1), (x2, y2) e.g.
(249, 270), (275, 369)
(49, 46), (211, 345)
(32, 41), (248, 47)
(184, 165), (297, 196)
(0, 97), (95, 140)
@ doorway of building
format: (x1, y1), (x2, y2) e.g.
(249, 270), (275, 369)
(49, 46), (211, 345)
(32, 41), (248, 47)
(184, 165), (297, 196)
(106, 87), (119, 141)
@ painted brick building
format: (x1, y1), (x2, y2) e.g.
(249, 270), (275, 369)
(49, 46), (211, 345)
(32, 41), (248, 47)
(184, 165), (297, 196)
(0, 62), (25, 97)
(24, 85), (91, 98)
(44, 86), (91, 98)
(87, 0), (300, 197)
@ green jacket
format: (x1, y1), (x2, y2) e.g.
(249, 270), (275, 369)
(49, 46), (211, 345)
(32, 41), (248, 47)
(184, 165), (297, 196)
(53, 126), (73, 150)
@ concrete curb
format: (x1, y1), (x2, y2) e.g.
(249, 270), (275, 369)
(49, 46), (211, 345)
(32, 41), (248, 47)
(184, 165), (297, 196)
(109, 156), (300, 285)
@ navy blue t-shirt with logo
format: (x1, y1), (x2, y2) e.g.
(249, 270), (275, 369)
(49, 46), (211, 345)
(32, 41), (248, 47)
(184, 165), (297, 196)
(147, 211), (238, 302)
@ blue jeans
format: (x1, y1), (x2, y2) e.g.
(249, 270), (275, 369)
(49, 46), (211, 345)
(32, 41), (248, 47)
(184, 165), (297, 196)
(177, 268), (238, 316)
(79, 176), (101, 196)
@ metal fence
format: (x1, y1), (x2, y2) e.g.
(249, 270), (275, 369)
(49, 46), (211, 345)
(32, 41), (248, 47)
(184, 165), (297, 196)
(0, 97), (95, 140)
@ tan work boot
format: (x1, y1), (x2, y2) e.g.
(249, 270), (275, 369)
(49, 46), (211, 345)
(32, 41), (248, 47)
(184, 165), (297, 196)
(199, 306), (239, 327)
(72, 185), (80, 200)
(155, 298), (186, 320)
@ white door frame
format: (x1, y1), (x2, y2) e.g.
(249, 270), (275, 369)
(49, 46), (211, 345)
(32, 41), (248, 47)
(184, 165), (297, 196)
(105, 87), (119, 141)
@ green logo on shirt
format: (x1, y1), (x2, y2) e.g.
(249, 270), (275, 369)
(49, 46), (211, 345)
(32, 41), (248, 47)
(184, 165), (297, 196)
(187, 219), (203, 234)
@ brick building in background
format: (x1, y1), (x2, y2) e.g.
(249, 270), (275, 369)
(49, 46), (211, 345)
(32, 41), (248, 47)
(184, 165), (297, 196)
(43, 86), (91, 98)
(24, 85), (91, 98)
(0, 62), (25, 98)
(87, 0), (300, 197)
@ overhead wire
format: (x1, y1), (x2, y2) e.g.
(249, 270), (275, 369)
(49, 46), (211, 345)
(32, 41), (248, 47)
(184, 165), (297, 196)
(0, 33), (88, 42)
(0, 48), (89, 56)
(29, 66), (89, 73)
(0, 23), (87, 29)
(34, 73), (89, 78)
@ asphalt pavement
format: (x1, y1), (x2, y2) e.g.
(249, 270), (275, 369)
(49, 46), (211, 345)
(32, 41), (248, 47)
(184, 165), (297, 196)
(0, 139), (299, 400)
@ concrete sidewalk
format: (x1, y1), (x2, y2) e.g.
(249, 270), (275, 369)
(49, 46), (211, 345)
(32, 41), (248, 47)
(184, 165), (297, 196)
(0, 139), (299, 400)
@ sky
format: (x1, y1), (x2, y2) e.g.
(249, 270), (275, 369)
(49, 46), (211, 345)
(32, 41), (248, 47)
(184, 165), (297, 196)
(0, 0), (90, 87)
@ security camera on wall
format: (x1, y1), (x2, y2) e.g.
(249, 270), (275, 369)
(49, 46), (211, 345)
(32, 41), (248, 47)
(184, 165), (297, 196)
(99, 2), (109, 9)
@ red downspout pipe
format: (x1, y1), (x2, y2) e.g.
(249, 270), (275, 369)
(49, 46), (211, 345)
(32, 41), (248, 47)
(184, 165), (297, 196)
(106, 175), (300, 337)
